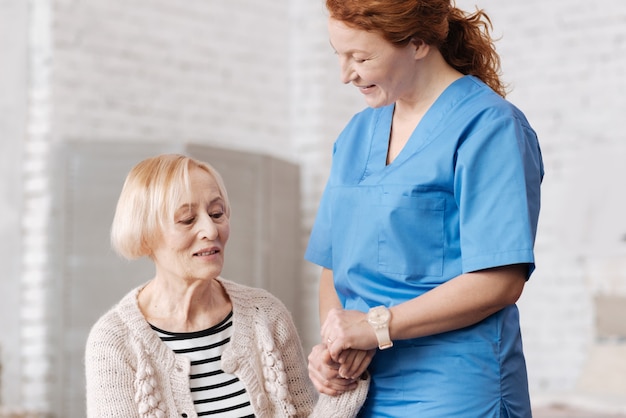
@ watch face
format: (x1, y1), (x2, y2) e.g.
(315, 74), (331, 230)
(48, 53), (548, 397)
(368, 306), (390, 326)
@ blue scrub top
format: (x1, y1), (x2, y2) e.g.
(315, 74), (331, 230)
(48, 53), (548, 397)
(305, 76), (543, 417)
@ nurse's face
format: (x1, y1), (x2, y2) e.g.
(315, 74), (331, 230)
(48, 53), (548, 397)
(328, 17), (420, 108)
(150, 167), (230, 284)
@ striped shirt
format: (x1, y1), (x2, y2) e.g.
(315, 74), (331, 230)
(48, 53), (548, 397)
(151, 312), (256, 417)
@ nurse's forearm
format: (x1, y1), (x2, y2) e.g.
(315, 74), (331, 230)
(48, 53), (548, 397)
(389, 264), (527, 341)
(319, 268), (342, 324)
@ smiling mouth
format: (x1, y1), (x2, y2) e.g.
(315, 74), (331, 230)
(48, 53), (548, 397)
(194, 250), (219, 256)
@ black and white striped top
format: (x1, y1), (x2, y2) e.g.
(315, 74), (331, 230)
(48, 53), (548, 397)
(151, 312), (256, 417)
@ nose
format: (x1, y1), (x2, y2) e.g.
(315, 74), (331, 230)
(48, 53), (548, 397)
(198, 214), (219, 240)
(339, 57), (356, 84)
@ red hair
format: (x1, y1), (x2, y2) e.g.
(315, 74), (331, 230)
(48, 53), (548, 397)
(325, 0), (506, 97)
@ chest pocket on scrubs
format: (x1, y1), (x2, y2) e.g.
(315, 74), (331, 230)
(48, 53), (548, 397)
(378, 193), (445, 277)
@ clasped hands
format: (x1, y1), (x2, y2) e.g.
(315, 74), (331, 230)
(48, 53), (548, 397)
(307, 308), (377, 395)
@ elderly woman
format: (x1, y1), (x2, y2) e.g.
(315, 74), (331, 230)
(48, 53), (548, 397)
(85, 154), (367, 418)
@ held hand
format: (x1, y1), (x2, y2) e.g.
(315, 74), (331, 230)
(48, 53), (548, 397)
(307, 343), (358, 395)
(321, 308), (378, 361)
(336, 348), (375, 380)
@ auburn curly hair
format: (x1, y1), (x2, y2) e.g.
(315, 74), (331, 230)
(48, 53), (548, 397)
(325, 0), (506, 97)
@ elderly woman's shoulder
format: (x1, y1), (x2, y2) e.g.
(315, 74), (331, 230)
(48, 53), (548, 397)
(217, 277), (293, 316)
(85, 304), (135, 363)
(217, 277), (280, 302)
(86, 286), (142, 347)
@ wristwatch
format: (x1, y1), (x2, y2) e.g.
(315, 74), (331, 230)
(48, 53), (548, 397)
(367, 305), (393, 350)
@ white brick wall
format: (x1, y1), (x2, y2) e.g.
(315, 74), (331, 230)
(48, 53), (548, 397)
(51, 0), (293, 158)
(2, 0), (625, 414)
(0, 0), (28, 410)
(20, 0), (55, 412)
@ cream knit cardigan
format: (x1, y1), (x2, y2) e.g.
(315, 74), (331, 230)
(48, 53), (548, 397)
(85, 277), (369, 418)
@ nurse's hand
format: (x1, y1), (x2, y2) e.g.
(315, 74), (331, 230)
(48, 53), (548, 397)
(308, 343), (359, 395)
(322, 308), (378, 361)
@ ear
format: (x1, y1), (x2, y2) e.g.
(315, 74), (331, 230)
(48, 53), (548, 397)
(411, 38), (430, 59)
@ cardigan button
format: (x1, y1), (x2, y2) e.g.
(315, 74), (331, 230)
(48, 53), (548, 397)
(181, 414), (188, 418)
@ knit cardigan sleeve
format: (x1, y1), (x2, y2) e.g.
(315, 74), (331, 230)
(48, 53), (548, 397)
(85, 309), (143, 417)
(310, 377), (370, 418)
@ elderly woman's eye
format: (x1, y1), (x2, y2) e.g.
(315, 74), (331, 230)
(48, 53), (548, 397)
(179, 217), (195, 225)
(210, 212), (224, 220)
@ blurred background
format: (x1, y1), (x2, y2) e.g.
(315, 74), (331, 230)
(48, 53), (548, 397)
(1, 0), (625, 416)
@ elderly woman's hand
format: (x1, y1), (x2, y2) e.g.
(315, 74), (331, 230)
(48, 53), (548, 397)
(336, 347), (375, 381)
(307, 343), (362, 395)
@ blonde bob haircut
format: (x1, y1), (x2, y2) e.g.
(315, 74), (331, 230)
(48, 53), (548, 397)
(110, 154), (230, 260)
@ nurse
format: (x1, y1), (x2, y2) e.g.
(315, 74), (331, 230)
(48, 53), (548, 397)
(305, 0), (544, 416)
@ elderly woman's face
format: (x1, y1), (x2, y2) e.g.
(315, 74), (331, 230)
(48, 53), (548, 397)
(150, 166), (230, 283)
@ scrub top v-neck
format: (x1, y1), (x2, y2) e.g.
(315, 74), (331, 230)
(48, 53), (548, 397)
(305, 76), (543, 417)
